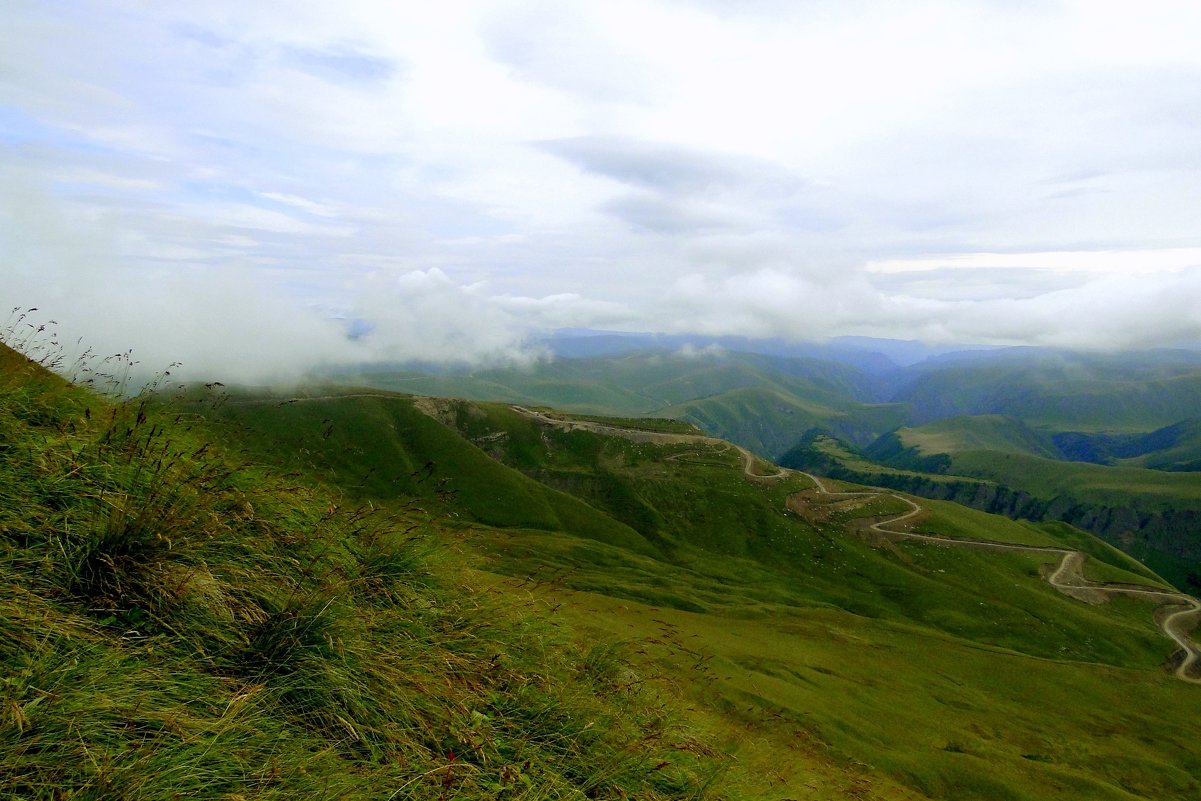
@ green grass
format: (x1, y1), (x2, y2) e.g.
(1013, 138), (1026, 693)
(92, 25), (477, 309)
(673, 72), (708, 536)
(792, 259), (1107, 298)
(947, 450), (1201, 511)
(201, 388), (654, 553)
(909, 499), (1167, 585)
(420, 402), (1201, 800)
(8, 334), (1201, 801)
(546, 411), (704, 434)
(555, 576), (1201, 801)
(910, 497), (1066, 546)
(474, 519), (1175, 668)
(898, 415), (1059, 459)
(789, 431), (1201, 590)
(1116, 418), (1201, 471)
(0, 344), (724, 800)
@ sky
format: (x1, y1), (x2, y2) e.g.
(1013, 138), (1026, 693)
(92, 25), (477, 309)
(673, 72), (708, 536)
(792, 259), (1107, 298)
(3, 0), (1201, 380)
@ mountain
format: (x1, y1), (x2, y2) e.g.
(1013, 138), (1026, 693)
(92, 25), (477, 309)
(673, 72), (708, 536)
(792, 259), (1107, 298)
(334, 348), (903, 457)
(791, 424), (1201, 591)
(338, 341), (1201, 447)
(201, 386), (1201, 800)
(1054, 418), (1201, 471)
(7, 337), (1201, 800)
(0, 344), (720, 800)
(335, 344), (1201, 589)
(892, 348), (1201, 431)
(872, 415), (1061, 461)
(539, 330), (951, 371)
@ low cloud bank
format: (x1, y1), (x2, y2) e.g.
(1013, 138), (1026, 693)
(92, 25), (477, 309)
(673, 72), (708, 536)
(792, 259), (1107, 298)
(654, 266), (1201, 352)
(0, 199), (629, 383)
(352, 268), (633, 367)
(7, 257), (1201, 390)
(5, 175), (1200, 386)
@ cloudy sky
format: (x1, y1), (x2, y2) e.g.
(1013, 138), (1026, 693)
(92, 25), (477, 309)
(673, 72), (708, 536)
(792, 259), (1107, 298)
(3, 0), (1201, 379)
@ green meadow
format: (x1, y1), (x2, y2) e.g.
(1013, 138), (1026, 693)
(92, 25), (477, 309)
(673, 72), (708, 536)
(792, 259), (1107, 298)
(4, 340), (1200, 800)
(207, 386), (1201, 799)
(0, 347), (720, 800)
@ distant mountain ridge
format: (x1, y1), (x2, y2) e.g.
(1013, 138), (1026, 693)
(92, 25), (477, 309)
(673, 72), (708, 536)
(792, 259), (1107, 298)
(331, 337), (1201, 453)
(540, 329), (1002, 370)
(328, 337), (1201, 592)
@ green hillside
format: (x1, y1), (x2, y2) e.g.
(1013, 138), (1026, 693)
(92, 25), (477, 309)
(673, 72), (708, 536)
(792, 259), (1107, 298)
(394, 398), (1201, 801)
(942, 451), (1201, 512)
(1122, 418), (1201, 471)
(660, 385), (906, 458)
(790, 429), (1201, 591)
(204, 389), (651, 553)
(342, 350), (903, 458)
(870, 413), (1201, 478)
(6, 339), (1201, 800)
(0, 345), (722, 800)
(344, 350), (883, 414)
(1052, 418), (1201, 471)
(205, 385), (1201, 798)
(330, 344), (1201, 611)
(338, 349), (1201, 491)
(888, 423), (1201, 579)
(894, 415), (1059, 459)
(894, 351), (1201, 432)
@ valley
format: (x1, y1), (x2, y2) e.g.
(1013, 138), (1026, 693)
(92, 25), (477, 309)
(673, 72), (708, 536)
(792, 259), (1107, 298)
(506, 402), (1201, 685)
(343, 339), (1201, 592)
(204, 382), (1201, 800)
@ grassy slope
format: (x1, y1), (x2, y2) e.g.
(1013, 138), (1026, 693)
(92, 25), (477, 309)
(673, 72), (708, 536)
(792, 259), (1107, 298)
(1116, 418), (1201, 471)
(942, 450), (1201, 587)
(558, 585), (1200, 801)
(894, 421), (1201, 519)
(662, 386), (907, 458)
(9, 343), (1201, 801)
(898, 415), (1058, 459)
(206, 388), (652, 553)
(468, 499), (1201, 801)
(859, 422), (1201, 588)
(822, 434), (1201, 579)
(220, 389), (1201, 801)
(0, 346), (722, 800)
(945, 451), (1201, 512)
(895, 354), (1201, 432)
(341, 350), (905, 458)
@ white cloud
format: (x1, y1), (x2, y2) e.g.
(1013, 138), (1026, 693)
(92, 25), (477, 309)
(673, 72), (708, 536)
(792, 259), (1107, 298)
(3, 0), (1201, 377)
(257, 192), (342, 218)
(868, 248), (1201, 276)
(351, 268), (637, 365)
(676, 342), (726, 359)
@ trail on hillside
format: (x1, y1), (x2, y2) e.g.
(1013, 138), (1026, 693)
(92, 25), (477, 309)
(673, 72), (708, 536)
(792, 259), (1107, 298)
(796, 473), (1201, 684)
(235, 397), (1201, 683)
(508, 405), (1201, 684)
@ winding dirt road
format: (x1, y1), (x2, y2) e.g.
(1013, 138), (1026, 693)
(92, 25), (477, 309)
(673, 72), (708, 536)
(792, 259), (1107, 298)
(237, 397), (1201, 683)
(796, 472), (1201, 684)
(511, 406), (1201, 684)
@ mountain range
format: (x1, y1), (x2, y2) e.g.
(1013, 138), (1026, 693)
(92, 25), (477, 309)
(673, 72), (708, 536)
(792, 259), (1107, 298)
(4, 334), (1201, 800)
(332, 335), (1201, 590)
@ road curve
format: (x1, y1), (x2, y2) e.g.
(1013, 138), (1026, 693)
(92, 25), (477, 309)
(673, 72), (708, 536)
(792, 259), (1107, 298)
(798, 473), (1201, 682)
(509, 406), (1201, 684)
